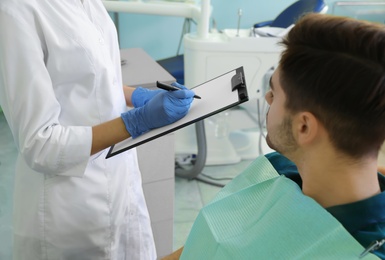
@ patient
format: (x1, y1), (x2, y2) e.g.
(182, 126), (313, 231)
(163, 13), (385, 259)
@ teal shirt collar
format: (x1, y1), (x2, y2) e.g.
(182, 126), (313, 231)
(326, 174), (385, 259)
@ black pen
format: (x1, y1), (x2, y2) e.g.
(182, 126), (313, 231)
(156, 81), (201, 99)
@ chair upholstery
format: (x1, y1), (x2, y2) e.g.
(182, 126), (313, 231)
(254, 0), (327, 28)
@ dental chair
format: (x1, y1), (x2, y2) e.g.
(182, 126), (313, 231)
(253, 0), (328, 29)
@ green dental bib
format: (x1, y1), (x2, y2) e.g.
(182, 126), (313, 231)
(181, 156), (379, 259)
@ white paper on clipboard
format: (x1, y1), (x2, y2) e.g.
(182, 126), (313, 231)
(106, 67), (248, 159)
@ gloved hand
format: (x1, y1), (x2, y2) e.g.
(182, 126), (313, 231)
(131, 87), (165, 108)
(121, 87), (195, 138)
(171, 82), (187, 89)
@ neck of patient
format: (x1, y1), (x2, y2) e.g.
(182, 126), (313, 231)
(296, 149), (381, 208)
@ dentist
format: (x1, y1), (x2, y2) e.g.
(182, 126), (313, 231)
(0, 0), (194, 259)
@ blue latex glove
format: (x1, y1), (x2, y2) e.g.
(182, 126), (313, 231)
(121, 88), (195, 138)
(131, 87), (165, 108)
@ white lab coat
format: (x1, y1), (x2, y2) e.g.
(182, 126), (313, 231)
(0, 0), (156, 259)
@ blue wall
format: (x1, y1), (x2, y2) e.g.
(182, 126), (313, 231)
(115, 0), (297, 60)
(113, 0), (384, 60)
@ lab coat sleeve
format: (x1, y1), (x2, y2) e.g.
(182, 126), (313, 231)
(0, 5), (91, 176)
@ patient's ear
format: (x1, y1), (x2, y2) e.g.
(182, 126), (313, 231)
(293, 112), (320, 146)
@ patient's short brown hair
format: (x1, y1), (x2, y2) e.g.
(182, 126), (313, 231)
(279, 13), (385, 158)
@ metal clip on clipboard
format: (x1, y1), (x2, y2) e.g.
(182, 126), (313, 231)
(231, 70), (247, 100)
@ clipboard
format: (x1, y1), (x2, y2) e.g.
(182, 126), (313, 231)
(106, 66), (248, 159)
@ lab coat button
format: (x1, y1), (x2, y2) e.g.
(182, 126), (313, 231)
(99, 38), (104, 44)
